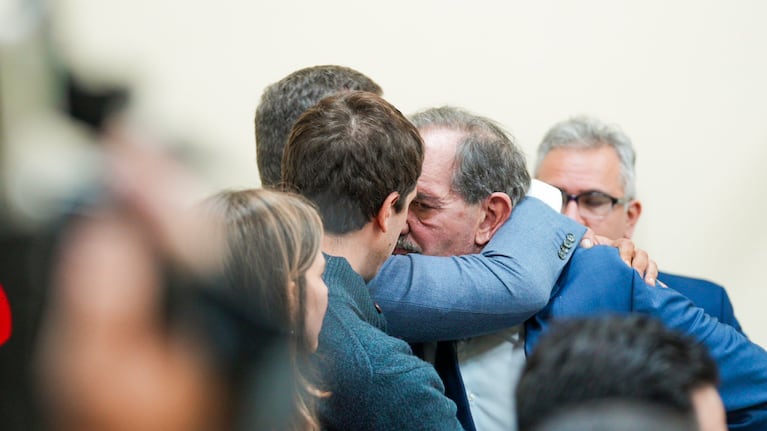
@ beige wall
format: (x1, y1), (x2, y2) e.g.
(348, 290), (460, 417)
(8, 0), (767, 345)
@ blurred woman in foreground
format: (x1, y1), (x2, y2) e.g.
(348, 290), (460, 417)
(37, 137), (328, 431)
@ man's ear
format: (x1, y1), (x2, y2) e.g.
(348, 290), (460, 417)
(374, 192), (400, 233)
(475, 192), (512, 247)
(623, 200), (642, 239)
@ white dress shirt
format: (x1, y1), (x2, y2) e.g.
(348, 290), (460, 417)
(457, 325), (526, 431)
(454, 181), (562, 431)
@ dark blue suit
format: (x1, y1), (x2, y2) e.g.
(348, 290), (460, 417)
(660, 271), (743, 333)
(525, 246), (767, 431)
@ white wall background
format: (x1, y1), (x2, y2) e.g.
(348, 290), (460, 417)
(10, 0), (767, 346)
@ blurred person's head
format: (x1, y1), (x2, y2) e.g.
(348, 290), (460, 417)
(395, 106), (526, 257)
(531, 400), (696, 431)
(534, 115), (642, 239)
(516, 314), (724, 431)
(282, 91), (423, 280)
(36, 139), (320, 431)
(255, 65), (382, 188)
(38, 210), (232, 431)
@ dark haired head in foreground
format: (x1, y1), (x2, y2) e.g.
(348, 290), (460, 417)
(531, 399), (696, 431)
(517, 314), (724, 431)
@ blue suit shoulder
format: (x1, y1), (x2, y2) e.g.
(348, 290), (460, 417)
(525, 247), (767, 431)
(526, 246), (636, 351)
(658, 271), (743, 333)
(552, 245), (635, 304)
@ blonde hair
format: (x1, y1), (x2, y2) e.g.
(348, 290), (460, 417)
(205, 188), (324, 431)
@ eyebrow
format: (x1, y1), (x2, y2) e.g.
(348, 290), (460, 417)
(553, 184), (611, 197)
(414, 192), (443, 205)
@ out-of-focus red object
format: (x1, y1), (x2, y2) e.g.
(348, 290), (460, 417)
(0, 284), (11, 345)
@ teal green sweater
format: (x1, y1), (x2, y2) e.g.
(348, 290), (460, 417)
(313, 255), (463, 430)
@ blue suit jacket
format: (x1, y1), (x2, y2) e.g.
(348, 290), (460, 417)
(660, 271), (743, 333)
(368, 197), (584, 430)
(526, 246), (767, 431)
(369, 197), (584, 342)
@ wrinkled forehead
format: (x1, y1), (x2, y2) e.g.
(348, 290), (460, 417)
(414, 127), (462, 190)
(538, 145), (625, 196)
(418, 126), (463, 169)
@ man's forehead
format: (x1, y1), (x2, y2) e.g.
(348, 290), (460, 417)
(419, 126), (464, 150)
(416, 164), (460, 207)
(418, 128), (460, 173)
(414, 127), (464, 199)
(539, 146), (624, 194)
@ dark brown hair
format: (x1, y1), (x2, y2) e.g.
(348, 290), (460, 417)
(282, 91), (423, 234)
(517, 315), (719, 431)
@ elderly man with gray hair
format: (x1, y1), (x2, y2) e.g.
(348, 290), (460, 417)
(391, 106), (765, 431)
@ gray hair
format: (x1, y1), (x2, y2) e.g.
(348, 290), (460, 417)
(534, 115), (637, 199)
(410, 106), (530, 206)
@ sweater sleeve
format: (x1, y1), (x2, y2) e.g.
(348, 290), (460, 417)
(364, 359), (464, 431)
(315, 303), (463, 431)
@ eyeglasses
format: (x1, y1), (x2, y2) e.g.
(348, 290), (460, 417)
(559, 189), (629, 220)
